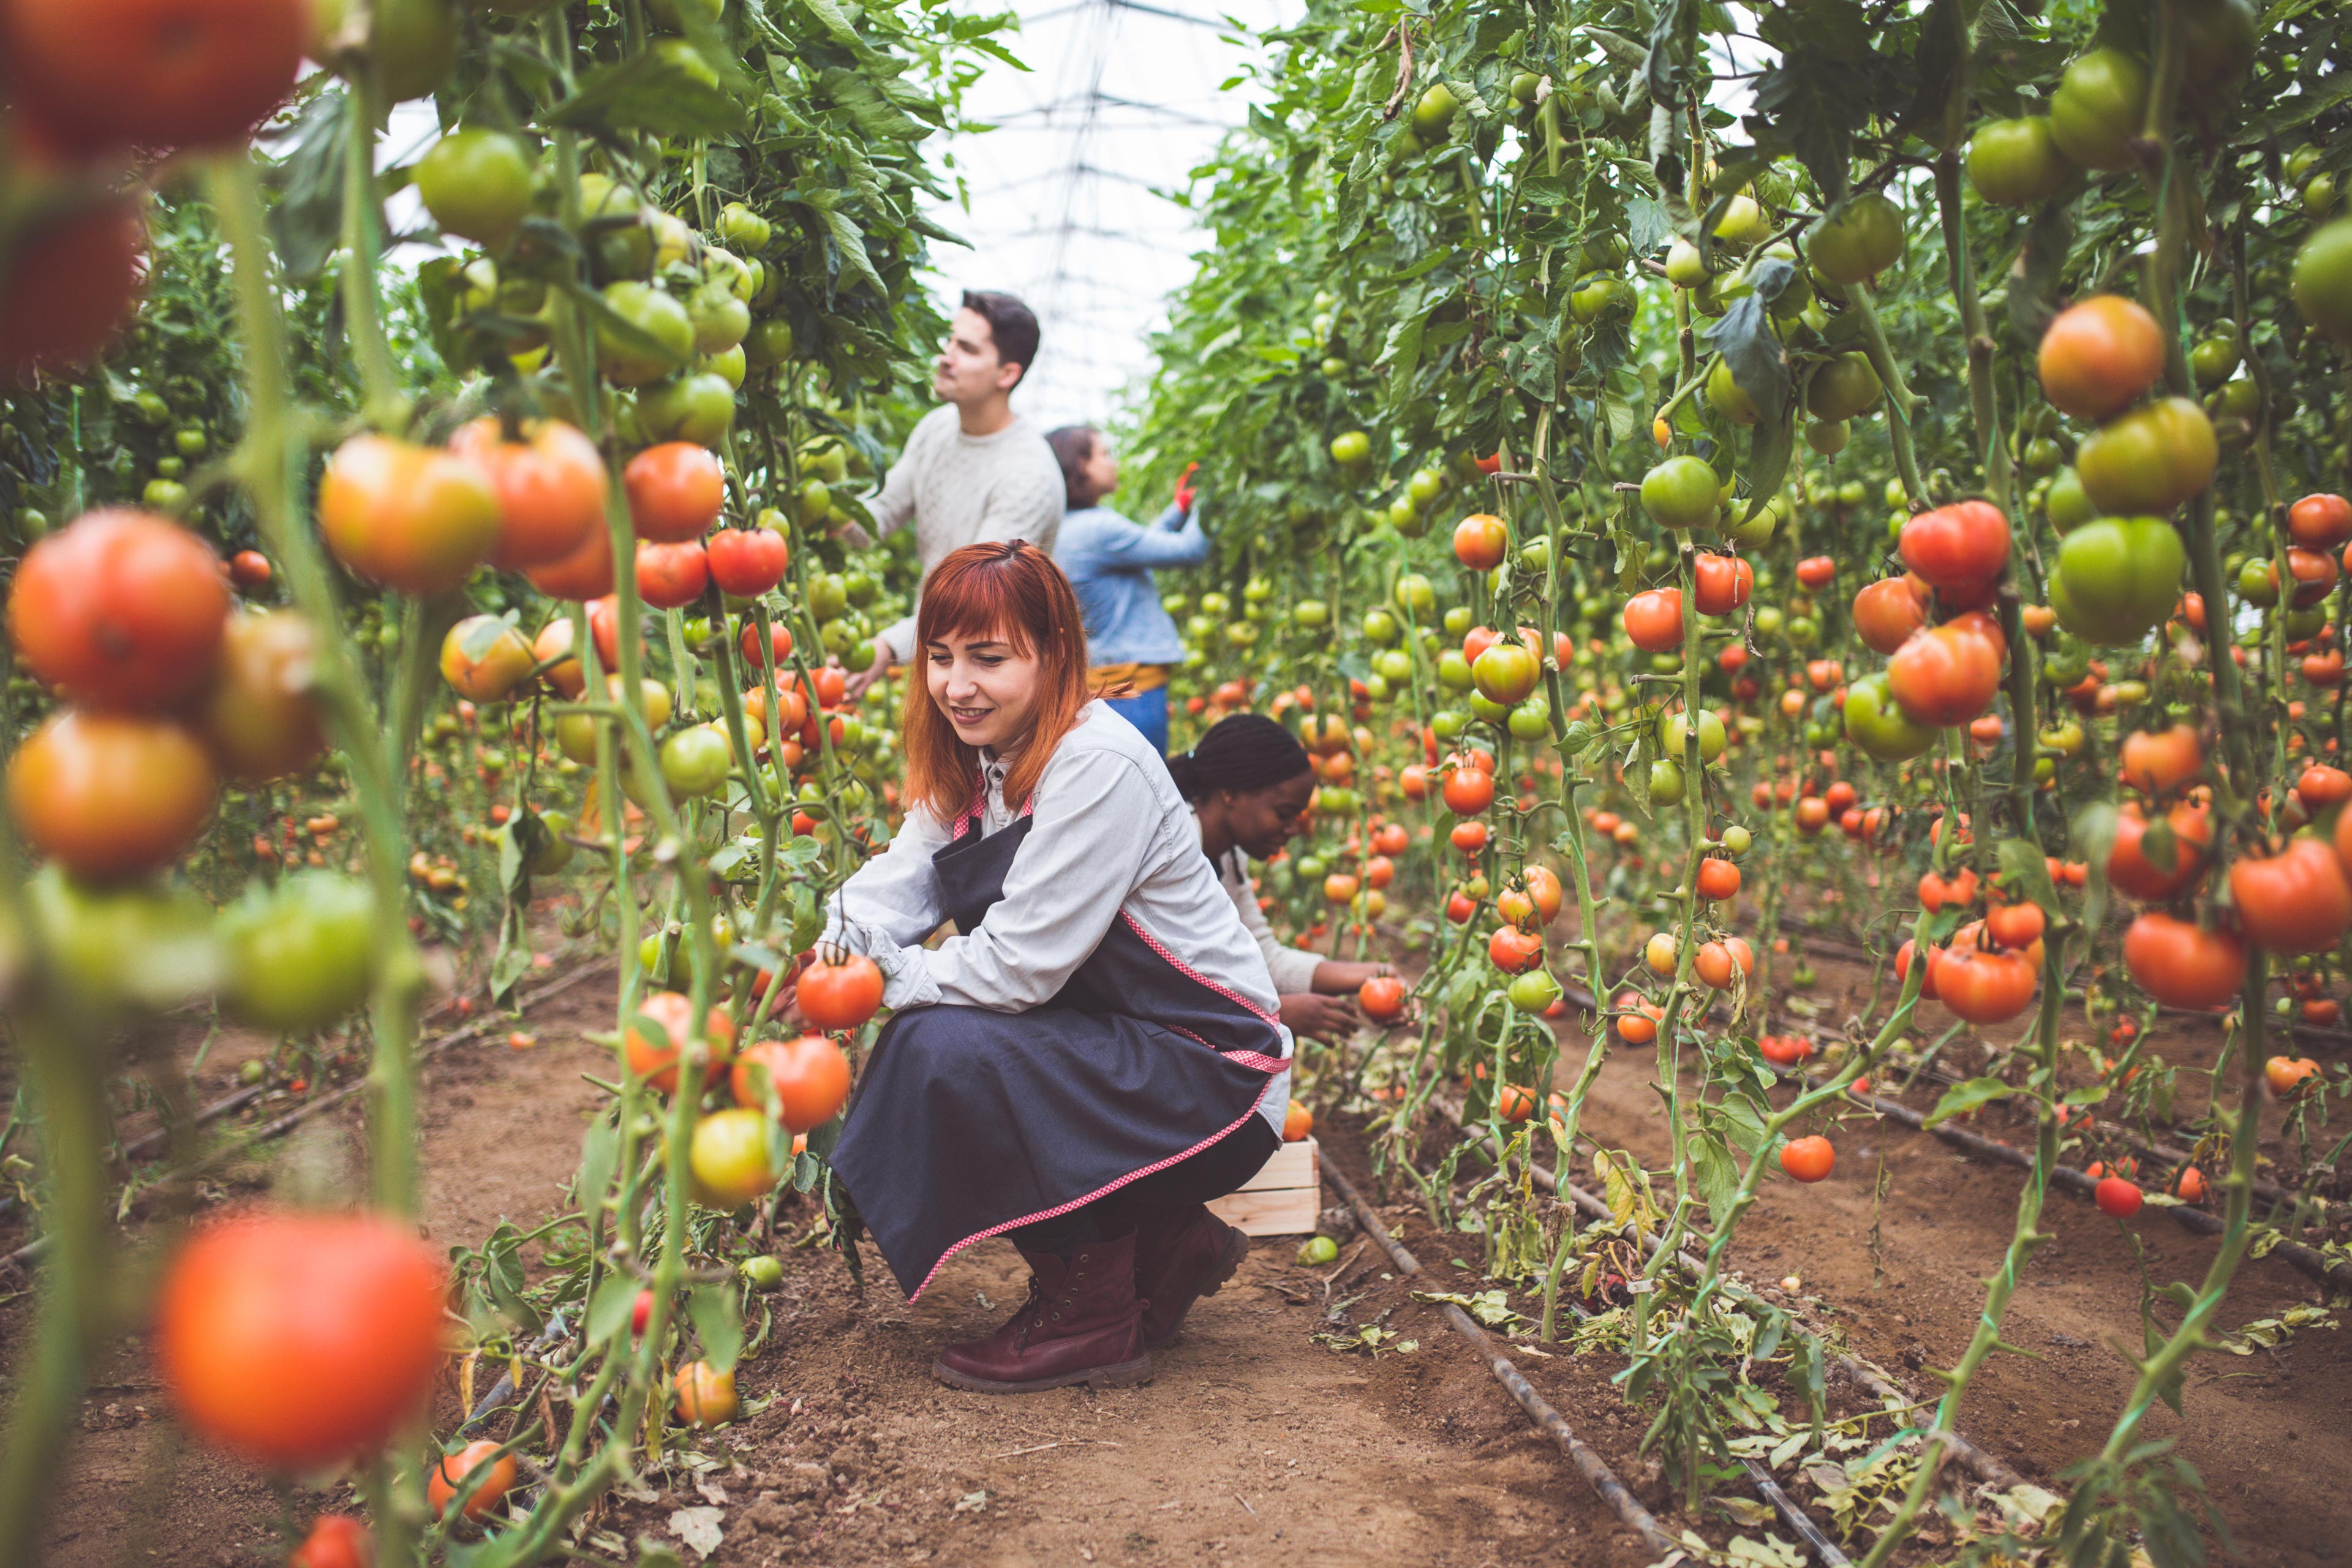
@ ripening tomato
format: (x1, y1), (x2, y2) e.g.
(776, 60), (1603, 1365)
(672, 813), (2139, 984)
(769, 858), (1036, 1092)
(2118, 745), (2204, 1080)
(1615, 997), (1661, 1045)
(1449, 821), (1490, 854)
(1696, 858), (1741, 901)
(1453, 513), (1508, 569)
(427, 1440), (518, 1522)
(1693, 554), (1752, 617)
(0, 190), (146, 377)
(798, 952), (885, 1029)
(2298, 764), (2352, 810)
(1283, 1100), (1313, 1140)
(739, 618), (794, 674)
(9, 509), (229, 712)
(4, 0), (307, 151)
(688, 1106), (787, 1207)
(2228, 837), (2352, 955)
(625, 992), (739, 1095)
(2289, 492), (2352, 549)
(1359, 974), (1408, 1023)
(318, 435), (500, 596)
(2094, 1175), (2144, 1219)
(2075, 398), (2218, 516)
(2119, 725), (2203, 797)
(1935, 941), (2037, 1023)
(228, 549), (271, 590)
(1899, 501), (2011, 595)
(707, 526), (790, 596)
(288, 1514), (372, 1568)
(674, 1360), (739, 1427)
(2265, 1055), (2321, 1095)
(2049, 516), (2186, 645)
(1488, 926), (1543, 974)
(1372, 821), (1409, 857)
(1441, 764), (1495, 816)
(1986, 900), (2046, 951)
(1779, 1135), (1835, 1183)
(195, 609), (326, 782)
(1622, 588), (1684, 652)
(1887, 623), (2001, 726)
(2122, 912), (2245, 1009)
(624, 442), (726, 543)
(1522, 864), (1564, 923)
(2037, 295), (2165, 420)
(439, 615), (535, 702)
(1852, 576), (1929, 655)
(2107, 804), (2212, 899)
(525, 519), (616, 601)
(636, 540), (710, 609)
(448, 418), (607, 570)
(155, 1211), (446, 1468)
(8, 710), (216, 878)
(1795, 556), (1836, 590)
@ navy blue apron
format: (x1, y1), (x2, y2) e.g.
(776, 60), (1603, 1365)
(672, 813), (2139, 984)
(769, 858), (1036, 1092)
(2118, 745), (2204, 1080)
(829, 791), (1287, 1300)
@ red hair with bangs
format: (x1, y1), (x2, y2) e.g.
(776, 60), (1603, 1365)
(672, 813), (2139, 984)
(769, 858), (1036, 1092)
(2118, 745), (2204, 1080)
(900, 540), (1096, 823)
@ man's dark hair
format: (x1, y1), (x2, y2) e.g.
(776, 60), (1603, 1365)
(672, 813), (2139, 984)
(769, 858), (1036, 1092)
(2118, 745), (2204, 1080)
(1045, 424), (1099, 508)
(960, 290), (1040, 387)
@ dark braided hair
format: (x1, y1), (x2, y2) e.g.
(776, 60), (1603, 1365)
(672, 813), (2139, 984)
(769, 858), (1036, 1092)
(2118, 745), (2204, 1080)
(1166, 714), (1313, 801)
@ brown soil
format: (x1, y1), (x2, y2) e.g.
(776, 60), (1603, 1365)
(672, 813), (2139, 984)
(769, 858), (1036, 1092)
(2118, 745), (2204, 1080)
(7, 916), (2350, 1568)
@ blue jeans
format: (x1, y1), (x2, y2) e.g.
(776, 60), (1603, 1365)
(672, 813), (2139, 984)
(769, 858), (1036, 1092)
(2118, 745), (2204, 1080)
(1104, 685), (1170, 755)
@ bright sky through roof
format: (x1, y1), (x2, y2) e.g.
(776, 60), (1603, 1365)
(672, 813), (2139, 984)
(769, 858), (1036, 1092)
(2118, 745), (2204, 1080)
(921, 0), (1302, 433)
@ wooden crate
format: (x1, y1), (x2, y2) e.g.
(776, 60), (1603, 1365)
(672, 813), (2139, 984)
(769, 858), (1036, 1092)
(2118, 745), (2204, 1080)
(1207, 1137), (1321, 1236)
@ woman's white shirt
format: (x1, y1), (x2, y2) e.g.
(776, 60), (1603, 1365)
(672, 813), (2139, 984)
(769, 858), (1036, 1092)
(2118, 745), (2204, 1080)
(821, 702), (1293, 1132)
(1196, 813), (1324, 995)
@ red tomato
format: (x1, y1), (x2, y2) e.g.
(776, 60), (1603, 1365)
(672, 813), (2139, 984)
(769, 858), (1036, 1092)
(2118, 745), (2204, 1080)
(5, 0), (307, 151)
(288, 1514), (373, 1568)
(739, 619), (794, 673)
(1795, 555), (1836, 589)
(624, 442), (726, 543)
(228, 549), (273, 589)
(1899, 501), (2011, 595)
(1779, 1135), (1835, 1183)
(2119, 725), (2203, 797)
(1487, 926), (1543, 973)
(2122, 913), (2245, 1009)
(2093, 1175), (2144, 1219)
(1622, 588), (1684, 652)
(1441, 764), (1496, 816)
(635, 540), (710, 610)
(428, 1439), (518, 1521)
(798, 952), (885, 1029)
(731, 1035), (852, 1133)
(1693, 554), (1753, 616)
(2288, 492), (2352, 549)
(1935, 941), (2038, 1023)
(7, 710), (216, 877)
(525, 519), (616, 601)
(2228, 837), (2352, 955)
(155, 1212), (446, 1469)
(9, 509), (228, 712)
(624, 992), (739, 1095)
(1887, 622), (2001, 725)
(1852, 576), (1929, 654)
(1359, 974), (1408, 1022)
(2037, 295), (2165, 420)
(318, 435), (500, 596)
(1696, 858), (1740, 901)
(0, 192), (146, 376)
(707, 526), (790, 596)
(1452, 513), (1508, 570)
(448, 418), (607, 570)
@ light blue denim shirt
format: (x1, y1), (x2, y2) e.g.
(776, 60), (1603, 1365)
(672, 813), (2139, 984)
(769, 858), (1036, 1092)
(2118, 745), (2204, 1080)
(1052, 502), (1207, 666)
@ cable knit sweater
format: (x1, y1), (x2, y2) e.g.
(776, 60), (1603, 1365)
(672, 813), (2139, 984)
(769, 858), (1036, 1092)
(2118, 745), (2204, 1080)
(865, 404), (1066, 662)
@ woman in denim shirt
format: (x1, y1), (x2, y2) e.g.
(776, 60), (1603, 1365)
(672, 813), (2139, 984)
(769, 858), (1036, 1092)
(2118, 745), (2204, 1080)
(1046, 426), (1206, 754)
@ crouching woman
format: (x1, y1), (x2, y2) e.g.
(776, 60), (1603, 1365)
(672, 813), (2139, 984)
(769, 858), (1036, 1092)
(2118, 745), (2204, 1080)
(816, 540), (1290, 1393)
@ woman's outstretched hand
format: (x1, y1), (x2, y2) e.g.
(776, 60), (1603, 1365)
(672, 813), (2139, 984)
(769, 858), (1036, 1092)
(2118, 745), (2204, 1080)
(1280, 990), (1360, 1041)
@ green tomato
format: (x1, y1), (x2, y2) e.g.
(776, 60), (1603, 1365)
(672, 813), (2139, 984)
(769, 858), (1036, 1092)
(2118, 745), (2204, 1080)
(374, 0), (461, 104)
(1430, 707), (1468, 741)
(1507, 968), (1562, 1012)
(1468, 691), (1510, 723)
(1647, 758), (1687, 807)
(175, 428), (208, 458)
(1569, 276), (1632, 324)
(1966, 116), (2071, 207)
(154, 455), (185, 480)
(1752, 605), (1785, 638)
(1804, 353), (1883, 422)
(29, 865), (220, 1016)
(1659, 707), (1725, 763)
(596, 281), (694, 385)
(1292, 599), (1330, 629)
(1406, 467), (1446, 506)
(1784, 615), (1820, 649)
(2075, 398), (2217, 515)
(1842, 673), (1937, 761)
(1297, 1235), (1341, 1267)
(1641, 454), (1721, 531)
(1804, 419), (1849, 456)
(1442, 605), (1474, 638)
(638, 371), (737, 445)
(2189, 335), (2241, 388)
(1409, 83), (1460, 139)
(1436, 650), (1475, 691)
(2294, 217), (2352, 341)
(142, 478), (188, 511)
(2049, 48), (2150, 173)
(1392, 574), (1436, 622)
(1361, 608), (1400, 646)
(2045, 466), (2094, 532)
(1806, 192), (1903, 285)
(1719, 823), (1753, 857)
(1507, 695), (1551, 741)
(806, 573), (850, 622)
(415, 127), (535, 247)
(744, 316), (797, 369)
(221, 872), (377, 1033)
(718, 202), (772, 252)
(688, 281), (752, 355)
(2050, 516), (2187, 645)
(1706, 358), (1759, 426)
(1329, 430), (1371, 467)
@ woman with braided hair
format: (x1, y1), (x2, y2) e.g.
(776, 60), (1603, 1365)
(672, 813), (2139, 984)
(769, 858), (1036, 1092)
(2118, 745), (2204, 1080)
(1170, 714), (1394, 1043)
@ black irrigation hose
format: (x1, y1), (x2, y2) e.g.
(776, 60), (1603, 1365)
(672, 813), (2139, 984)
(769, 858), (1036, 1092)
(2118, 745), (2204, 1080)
(1321, 1162), (1683, 1561)
(1431, 1097), (2029, 1499)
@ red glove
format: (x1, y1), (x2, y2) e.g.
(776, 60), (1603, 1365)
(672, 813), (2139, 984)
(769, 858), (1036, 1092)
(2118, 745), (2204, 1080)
(1173, 461), (1199, 515)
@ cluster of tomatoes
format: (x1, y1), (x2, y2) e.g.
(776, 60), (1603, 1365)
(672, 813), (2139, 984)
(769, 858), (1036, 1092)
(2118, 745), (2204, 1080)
(621, 955), (878, 1211)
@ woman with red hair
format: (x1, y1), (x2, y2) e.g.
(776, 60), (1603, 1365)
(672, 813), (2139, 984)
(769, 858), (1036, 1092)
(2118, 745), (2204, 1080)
(818, 540), (1291, 1393)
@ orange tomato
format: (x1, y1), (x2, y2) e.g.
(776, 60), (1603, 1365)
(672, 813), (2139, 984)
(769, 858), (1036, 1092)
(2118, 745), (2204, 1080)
(623, 442), (726, 543)
(1779, 1135), (1836, 1183)
(730, 1035), (851, 1134)
(427, 1439), (518, 1521)
(797, 952), (886, 1030)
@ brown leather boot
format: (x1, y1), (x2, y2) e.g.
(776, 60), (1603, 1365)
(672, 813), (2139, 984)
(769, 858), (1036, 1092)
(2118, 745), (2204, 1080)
(932, 1232), (1152, 1393)
(1128, 1203), (1248, 1350)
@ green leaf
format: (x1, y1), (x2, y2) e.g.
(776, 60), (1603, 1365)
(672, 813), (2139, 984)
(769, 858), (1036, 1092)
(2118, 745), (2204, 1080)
(1997, 835), (2061, 914)
(586, 1271), (639, 1348)
(575, 1112), (621, 1215)
(545, 46), (748, 139)
(265, 89), (349, 284)
(687, 1281), (745, 1373)
(1924, 1077), (2013, 1129)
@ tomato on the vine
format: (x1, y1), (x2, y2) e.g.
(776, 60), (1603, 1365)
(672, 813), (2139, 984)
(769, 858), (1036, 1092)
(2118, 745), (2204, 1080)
(2049, 516), (2186, 645)
(428, 1439), (519, 1522)
(1852, 576), (1929, 654)
(624, 442), (726, 543)
(318, 435), (502, 596)
(2075, 398), (2217, 516)
(2049, 47), (2150, 173)
(2228, 838), (2352, 956)
(636, 540), (711, 609)
(7, 711), (216, 879)
(2122, 913), (2244, 1009)
(733, 1035), (852, 1132)
(9, 509), (229, 712)
(1622, 588), (1684, 652)
(708, 526), (790, 596)
(449, 418), (607, 569)
(1886, 623), (2000, 726)
(798, 952), (885, 1029)
(1692, 554), (1752, 616)
(2037, 295), (2165, 420)
(7, 0), (307, 151)
(1967, 116), (2070, 206)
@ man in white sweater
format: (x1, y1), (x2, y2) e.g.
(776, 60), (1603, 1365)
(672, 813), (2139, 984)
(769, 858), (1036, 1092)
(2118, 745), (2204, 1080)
(843, 291), (1068, 700)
